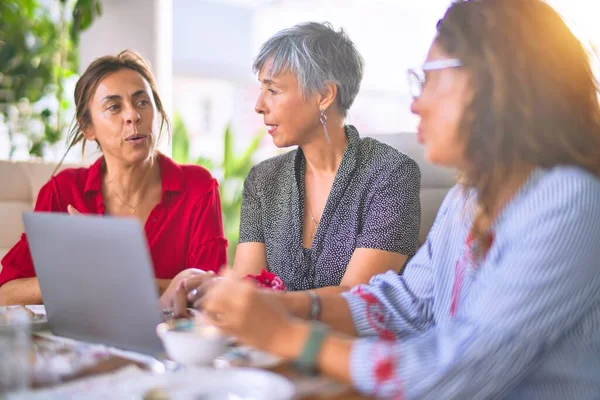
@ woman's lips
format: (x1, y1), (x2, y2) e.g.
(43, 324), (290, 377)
(267, 125), (278, 135)
(126, 134), (148, 144)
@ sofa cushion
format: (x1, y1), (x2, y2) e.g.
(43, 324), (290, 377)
(0, 160), (75, 272)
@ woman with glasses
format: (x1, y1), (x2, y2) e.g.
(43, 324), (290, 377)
(185, 0), (600, 398)
(163, 22), (421, 300)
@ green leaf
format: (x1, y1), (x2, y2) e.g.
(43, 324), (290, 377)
(29, 139), (44, 158)
(60, 98), (70, 111)
(231, 130), (264, 177)
(44, 124), (61, 144)
(194, 156), (215, 171)
(71, 0), (102, 44)
(171, 112), (190, 164)
(222, 123), (234, 178)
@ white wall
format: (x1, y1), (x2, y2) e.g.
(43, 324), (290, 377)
(173, 0), (255, 82)
(79, 0), (173, 155)
(169, 0), (457, 165)
(253, 0), (453, 134)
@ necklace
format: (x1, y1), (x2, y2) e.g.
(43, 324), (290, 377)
(306, 197), (319, 240)
(108, 185), (140, 214)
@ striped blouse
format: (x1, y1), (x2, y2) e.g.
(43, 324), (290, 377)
(342, 166), (600, 399)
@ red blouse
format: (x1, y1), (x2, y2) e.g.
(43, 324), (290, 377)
(0, 154), (228, 286)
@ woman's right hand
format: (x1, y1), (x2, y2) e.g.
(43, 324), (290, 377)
(171, 270), (224, 317)
(159, 268), (211, 310)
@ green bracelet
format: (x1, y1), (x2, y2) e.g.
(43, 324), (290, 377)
(293, 321), (329, 375)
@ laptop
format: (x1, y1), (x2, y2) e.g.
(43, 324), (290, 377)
(23, 212), (164, 356)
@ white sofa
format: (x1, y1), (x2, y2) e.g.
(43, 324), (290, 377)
(0, 135), (454, 273)
(367, 133), (456, 245)
(0, 160), (74, 265)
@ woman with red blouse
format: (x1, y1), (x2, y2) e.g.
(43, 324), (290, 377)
(0, 50), (227, 306)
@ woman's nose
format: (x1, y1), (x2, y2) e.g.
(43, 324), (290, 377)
(125, 105), (141, 124)
(410, 97), (421, 116)
(255, 92), (266, 115)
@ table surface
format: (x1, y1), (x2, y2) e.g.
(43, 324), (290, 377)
(30, 334), (370, 400)
(0, 304), (370, 399)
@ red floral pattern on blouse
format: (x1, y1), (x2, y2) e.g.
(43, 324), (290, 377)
(352, 287), (396, 341)
(450, 232), (494, 318)
(372, 343), (404, 399)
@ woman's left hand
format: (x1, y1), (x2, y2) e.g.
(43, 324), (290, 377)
(201, 278), (296, 354)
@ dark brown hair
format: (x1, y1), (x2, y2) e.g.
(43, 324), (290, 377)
(436, 0), (600, 256)
(54, 50), (170, 173)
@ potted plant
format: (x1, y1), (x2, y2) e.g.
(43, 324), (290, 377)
(0, 0), (102, 159)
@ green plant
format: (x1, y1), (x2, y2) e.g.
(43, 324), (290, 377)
(171, 112), (192, 166)
(0, 0), (102, 158)
(171, 114), (264, 260)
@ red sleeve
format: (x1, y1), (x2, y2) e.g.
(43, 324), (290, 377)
(0, 178), (64, 286)
(185, 178), (228, 273)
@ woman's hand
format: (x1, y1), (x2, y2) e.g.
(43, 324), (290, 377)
(172, 279), (192, 318)
(180, 271), (222, 308)
(67, 204), (80, 215)
(201, 278), (299, 354)
(159, 268), (210, 309)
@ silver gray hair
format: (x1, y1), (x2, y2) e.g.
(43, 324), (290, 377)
(253, 22), (364, 117)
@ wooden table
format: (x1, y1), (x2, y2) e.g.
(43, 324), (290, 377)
(270, 363), (368, 400)
(30, 335), (370, 399)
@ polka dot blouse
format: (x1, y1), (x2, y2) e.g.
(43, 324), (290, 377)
(238, 125), (421, 291)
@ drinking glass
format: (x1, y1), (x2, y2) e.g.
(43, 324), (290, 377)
(0, 307), (31, 394)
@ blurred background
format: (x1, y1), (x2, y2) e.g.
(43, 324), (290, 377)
(1, 0), (598, 252)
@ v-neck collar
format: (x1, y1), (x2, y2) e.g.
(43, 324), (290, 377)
(290, 125), (361, 258)
(83, 153), (185, 214)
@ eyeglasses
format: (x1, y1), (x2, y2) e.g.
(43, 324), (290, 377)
(407, 58), (463, 99)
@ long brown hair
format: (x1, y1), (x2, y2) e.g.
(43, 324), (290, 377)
(53, 50), (170, 174)
(436, 0), (600, 257)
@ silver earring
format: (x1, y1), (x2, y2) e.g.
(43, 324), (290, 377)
(320, 109), (331, 144)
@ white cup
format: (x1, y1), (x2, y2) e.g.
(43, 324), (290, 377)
(157, 318), (228, 366)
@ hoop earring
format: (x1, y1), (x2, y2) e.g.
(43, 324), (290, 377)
(319, 108), (331, 144)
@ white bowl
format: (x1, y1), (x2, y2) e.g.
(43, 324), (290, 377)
(156, 318), (228, 365)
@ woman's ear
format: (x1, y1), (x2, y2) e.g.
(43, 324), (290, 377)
(81, 120), (96, 141)
(317, 81), (338, 111)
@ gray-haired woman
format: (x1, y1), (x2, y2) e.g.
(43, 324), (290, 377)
(162, 22), (420, 302)
(230, 22), (421, 293)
